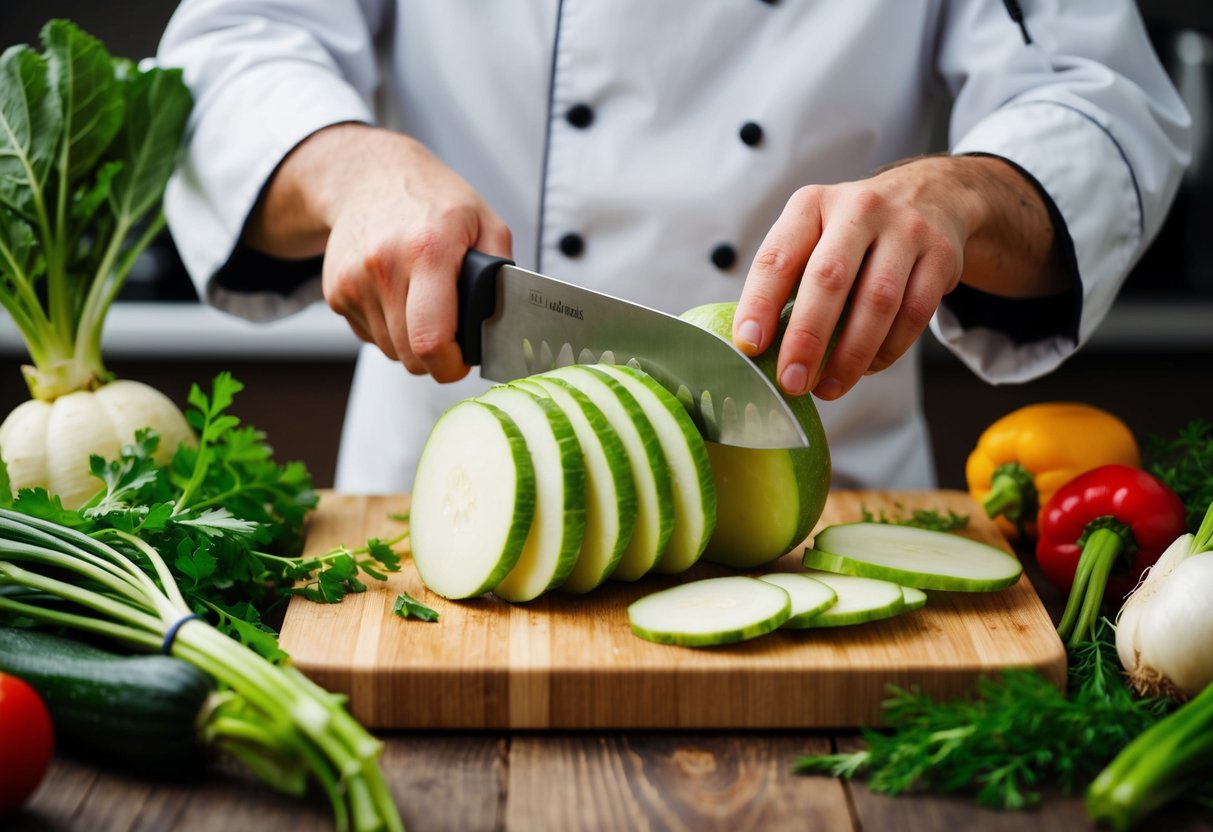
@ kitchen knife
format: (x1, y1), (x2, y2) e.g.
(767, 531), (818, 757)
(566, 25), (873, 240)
(455, 250), (808, 449)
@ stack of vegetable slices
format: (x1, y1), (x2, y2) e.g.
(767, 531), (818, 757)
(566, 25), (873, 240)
(409, 364), (716, 602)
(627, 522), (1022, 646)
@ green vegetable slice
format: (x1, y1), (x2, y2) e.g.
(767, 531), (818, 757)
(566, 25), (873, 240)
(756, 572), (839, 628)
(797, 571), (908, 627)
(628, 576), (791, 646)
(410, 400), (535, 599)
(592, 364), (716, 574)
(901, 586), (928, 612)
(477, 385), (586, 602)
(805, 522), (1023, 591)
(515, 377), (637, 594)
(542, 365), (673, 581)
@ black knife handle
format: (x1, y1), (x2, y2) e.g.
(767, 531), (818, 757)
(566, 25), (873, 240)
(456, 249), (515, 366)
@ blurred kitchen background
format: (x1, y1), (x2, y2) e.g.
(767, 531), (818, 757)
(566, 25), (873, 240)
(1, 1), (1211, 490)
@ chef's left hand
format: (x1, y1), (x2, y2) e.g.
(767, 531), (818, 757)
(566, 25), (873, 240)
(732, 155), (1066, 399)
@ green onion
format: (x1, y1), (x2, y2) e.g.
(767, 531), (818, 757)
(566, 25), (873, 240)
(0, 508), (402, 832)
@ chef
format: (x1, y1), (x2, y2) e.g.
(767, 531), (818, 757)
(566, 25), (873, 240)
(157, 1), (1189, 492)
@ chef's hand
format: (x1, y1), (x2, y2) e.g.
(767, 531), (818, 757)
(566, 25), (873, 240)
(245, 123), (512, 382)
(732, 155), (1066, 399)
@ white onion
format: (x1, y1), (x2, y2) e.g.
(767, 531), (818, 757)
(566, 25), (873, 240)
(1116, 531), (1213, 700)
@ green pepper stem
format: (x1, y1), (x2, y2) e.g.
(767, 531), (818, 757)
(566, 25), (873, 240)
(1057, 527), (1124, 647)
(983, 473), (1024, 521)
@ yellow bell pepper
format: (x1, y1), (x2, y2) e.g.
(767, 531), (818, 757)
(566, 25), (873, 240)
(965, 402), (1141, 541)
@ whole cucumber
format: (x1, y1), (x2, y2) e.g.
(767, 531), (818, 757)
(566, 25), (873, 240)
(0, 626), (215, 777)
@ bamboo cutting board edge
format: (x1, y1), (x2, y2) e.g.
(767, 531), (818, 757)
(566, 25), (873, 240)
(279, 490), (1067, 729)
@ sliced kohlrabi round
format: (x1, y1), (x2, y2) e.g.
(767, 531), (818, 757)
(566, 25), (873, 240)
(804, 522), (1023, 591)
(477, 385), (586, 602)
(796, 571), (908, 627)
(515, 376), (637, 594)
(756, 572), (839, 628)
(592, 364), (716, 574)
(901, 586), (928, 611)
(409, 400), (535, 599)
(541, 365), (673, 581)
(627, 576), (791, 647)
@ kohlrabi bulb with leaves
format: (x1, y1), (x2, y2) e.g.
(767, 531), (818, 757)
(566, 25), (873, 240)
(0, 21), (196, 508)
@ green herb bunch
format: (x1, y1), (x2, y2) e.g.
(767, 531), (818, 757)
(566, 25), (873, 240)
(795, 624), (1169, 810)
(1149, 418), (1213, 533)
(3, 372), (402, 657)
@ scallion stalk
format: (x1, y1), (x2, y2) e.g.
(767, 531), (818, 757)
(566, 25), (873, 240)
(1086, 680), (1213, 830)
(0, 507), (402, 832)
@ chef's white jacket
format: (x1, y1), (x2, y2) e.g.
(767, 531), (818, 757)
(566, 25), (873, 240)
(158, 0), (1190, 493)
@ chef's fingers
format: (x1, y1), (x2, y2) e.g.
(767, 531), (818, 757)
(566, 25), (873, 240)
(403, 209), (512, 379)
(323, 242), (409, 364)
(778, 201), (876, 397)
(735, 185), (826, 356)
(815, 238), (913, 397)
(476, 214), (514, 261)
(868, 244), (961, 374)
(402, 229), (478, 384)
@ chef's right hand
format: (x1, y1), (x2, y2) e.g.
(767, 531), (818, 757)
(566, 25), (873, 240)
(245, 123), (513, 383)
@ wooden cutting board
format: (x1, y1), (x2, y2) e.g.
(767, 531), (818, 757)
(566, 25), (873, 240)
(278, 490), (1066, 730)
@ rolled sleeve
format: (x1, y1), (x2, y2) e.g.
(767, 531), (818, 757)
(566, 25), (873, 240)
(929, 0), (1191, 384)
(158, 1), (385, 321)
(936, 100), (1140, 381)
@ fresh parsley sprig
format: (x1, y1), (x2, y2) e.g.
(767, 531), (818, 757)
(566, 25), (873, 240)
(4, 373), (404, 656)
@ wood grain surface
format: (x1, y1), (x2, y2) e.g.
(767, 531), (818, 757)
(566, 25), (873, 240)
(278, 490), (1066, 730)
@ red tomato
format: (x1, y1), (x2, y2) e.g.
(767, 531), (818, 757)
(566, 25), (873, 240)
(0, 672), (55, 816)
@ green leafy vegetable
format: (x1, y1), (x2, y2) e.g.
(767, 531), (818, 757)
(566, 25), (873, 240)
(4, 372), (402, 655)
(0, 372), (408, 829)
(860, 503), (969, 533)
(0, 505), (402, 832)
(0, 20), (192, 400)
(794, 623), (1169, 810)
(1148, 419), (1213, 533)
(392, 591), (439, 622)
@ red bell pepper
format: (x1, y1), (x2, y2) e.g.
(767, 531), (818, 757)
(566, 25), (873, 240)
(1036, 463), (1187, 648)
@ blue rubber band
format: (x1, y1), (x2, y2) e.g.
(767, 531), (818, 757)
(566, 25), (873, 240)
(161, 613), (202, 655)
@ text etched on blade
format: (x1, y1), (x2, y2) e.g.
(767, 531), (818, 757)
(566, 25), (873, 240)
(529, 288), (585, 321)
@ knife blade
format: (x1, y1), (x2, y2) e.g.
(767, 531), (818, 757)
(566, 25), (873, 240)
(455, 250), (808, 450)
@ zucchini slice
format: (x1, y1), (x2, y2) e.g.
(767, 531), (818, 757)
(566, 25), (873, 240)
(515, 377), (637, 594)
(901, 586), (928, 611)
(805, 522), (1023, 591)
(797, 571), (909, 627)
(541, 365), (674, 581)
(593, 364), (716, 574)
(756, 572), (839, 628)
(478, 385), (586, 602)
(628, 576), (791, 646)
(410, 400), (535, 599)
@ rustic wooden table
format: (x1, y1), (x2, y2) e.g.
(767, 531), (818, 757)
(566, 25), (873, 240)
(10, 559), (1213, 832)
(13, 729), (1213, 832)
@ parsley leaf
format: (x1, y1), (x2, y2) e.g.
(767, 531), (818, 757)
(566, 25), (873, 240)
(393, 591), (439, 622)
(861, 502), (970, 532)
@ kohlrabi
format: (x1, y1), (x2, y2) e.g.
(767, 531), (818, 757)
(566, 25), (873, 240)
(0, 20), (194, 507)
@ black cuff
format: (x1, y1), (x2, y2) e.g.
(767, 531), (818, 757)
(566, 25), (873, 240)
(212, 243), (323, 296)
(941, 153), (1083, 347)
